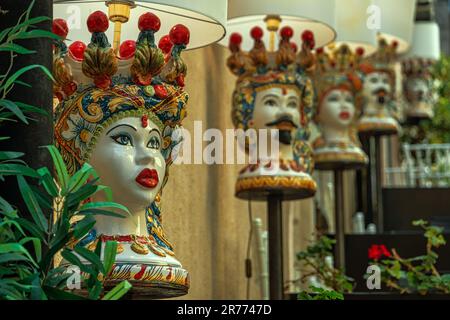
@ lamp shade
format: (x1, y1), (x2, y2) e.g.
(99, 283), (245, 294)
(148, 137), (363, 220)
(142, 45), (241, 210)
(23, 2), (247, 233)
(371, 0), (416, 53)
(53, 0), (227, 50)
(218, 0), (336, 50)
(333, 0), (377, 55)
(406, 22), (441, 60)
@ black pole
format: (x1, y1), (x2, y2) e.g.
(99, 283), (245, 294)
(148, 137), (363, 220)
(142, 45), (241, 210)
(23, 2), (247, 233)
(267, 194), (283, 300)
(373, 136), (384, 233)
(333, 170), (345, 269)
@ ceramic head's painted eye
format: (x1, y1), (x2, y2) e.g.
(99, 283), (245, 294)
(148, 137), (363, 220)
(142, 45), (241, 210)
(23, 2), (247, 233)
(264, 99), (278, 107)
(147, 134), (161, 150)
(111, 133), (133, 146)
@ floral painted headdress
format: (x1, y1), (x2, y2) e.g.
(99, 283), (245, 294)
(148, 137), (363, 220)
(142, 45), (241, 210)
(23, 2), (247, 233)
(227, 26), (316, 131)
(53, 11), (190, 175)
(312, 44), (364, 118)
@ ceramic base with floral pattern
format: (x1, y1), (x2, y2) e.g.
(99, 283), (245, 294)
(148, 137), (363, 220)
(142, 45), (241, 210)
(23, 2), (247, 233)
(313, 140), (368, 171)
(357, 115), (399, 137)
(235, 159), (317, 201)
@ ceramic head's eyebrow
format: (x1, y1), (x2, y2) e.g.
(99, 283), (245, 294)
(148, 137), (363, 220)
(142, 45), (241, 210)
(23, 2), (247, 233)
(106, 124), (137, 135)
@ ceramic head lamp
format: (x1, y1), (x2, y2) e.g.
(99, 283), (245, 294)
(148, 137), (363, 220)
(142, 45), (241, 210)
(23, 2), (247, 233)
(53, 11), (190, 298)
(227, 26), (319, 200)
(312, 44), (368, 170)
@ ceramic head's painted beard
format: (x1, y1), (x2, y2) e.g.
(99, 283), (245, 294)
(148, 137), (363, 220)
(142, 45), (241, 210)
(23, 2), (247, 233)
(279, 130), (292, 145)
(373, 88), (388, 105)
(266, 115), (298, 145)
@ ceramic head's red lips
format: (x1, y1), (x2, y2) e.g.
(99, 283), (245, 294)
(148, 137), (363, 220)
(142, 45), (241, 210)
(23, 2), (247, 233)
(135, 168), (159, 189)
(339, 111), (351, 120)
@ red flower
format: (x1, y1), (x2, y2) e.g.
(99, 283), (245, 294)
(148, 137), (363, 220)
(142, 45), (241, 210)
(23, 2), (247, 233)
(368, 244), (382, 260)
(368, 244), (392, 260)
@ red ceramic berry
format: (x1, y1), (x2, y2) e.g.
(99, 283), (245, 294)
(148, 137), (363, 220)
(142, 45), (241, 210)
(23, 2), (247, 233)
(280, 26), (293, 40)
(356, 47), (365, 56)
(87, 11), (109, 33)
(138, 12), (161, 32)
(301, 30), (314, 43)
(52, 19), (69, 39)
(169, 24), (190, 45)
(229, 33), (242, 46)
(63, 81), (77, 96)
(316, 47), (324, 54)
(250, 26), (263, 40)
(158, 35), (173, 54)
(392, 40), (399, 48)
(176, 75), (185, 87)
(154, 84), (168, 99)
(68, 41), (87, 61)
(119, 40), (136, 59)
(290, 42), (298, 53)
(94, 75), (111, 89)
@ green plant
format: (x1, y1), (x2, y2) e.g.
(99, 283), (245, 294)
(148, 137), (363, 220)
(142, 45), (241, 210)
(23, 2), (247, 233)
(0, 2), (132, 300)
(0, 0), (55, 125)
(298, 286), (344, 301)
(294, 236), (354, 300)
(0, 146), (132, 300)
(370, 220), (450, 295)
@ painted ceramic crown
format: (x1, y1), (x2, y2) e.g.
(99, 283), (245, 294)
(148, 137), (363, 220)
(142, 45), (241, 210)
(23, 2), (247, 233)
(356, 37), (400, 136)
(401, 57), (436, 120)
(311, 44), (368, 170)
(226, 26), (317, 201)
(52, 12), (190, 298)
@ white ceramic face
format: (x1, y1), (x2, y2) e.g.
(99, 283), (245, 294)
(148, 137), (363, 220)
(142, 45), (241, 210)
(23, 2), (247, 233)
(89, 117), (166, 211)
(406, 78), (430, 103)
(362, 72), (392, 106)
(252, 87), (301, 131)
(318, 89), (355, 129)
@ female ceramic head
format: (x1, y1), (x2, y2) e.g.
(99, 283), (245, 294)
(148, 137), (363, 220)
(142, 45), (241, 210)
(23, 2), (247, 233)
(316, 87), (356, 130)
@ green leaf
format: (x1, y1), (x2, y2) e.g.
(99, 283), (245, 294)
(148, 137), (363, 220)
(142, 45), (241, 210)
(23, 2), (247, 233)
(0, 27), (11, 43)
(88, 281), (103, 300)
(0, 43), (36, 54)
(9, 16), (50, 34)
(73, 216), (96, 240)
(61, 249), (94, 277)
(66, 163), (97, 195)
(0, 151), (24, 160)
(2, 65), (54, 92)
(0, 195), (14, 215)
(0, 243), (37, 267)
(17, 175), (48, 232)
(43, 145), (69, 190)
(14, 102), (48, 116)
(103, 241), (117, 275)
(0, 99), (28, 124)
(0, 163), (39, 178)
(101, 281), (132, 300)
(15, 218), (45, 241)
(43, 286), (87, 300)
(76, 208), (127, 219)
(19, 237), (42, 262)
(79, 202), (130, 216)
(37, 167), (58, 197)
(14, 30), (60, 41)
(73, 246), (104, 274)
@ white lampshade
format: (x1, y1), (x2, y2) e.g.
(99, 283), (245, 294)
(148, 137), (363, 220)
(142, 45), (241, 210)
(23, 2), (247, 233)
(371, 0), (416, 53)
(406, 22), (441, 60)
(333, 0), (377, 55)
(218, 0), (336, 50)
(53, 0), (227, 50)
